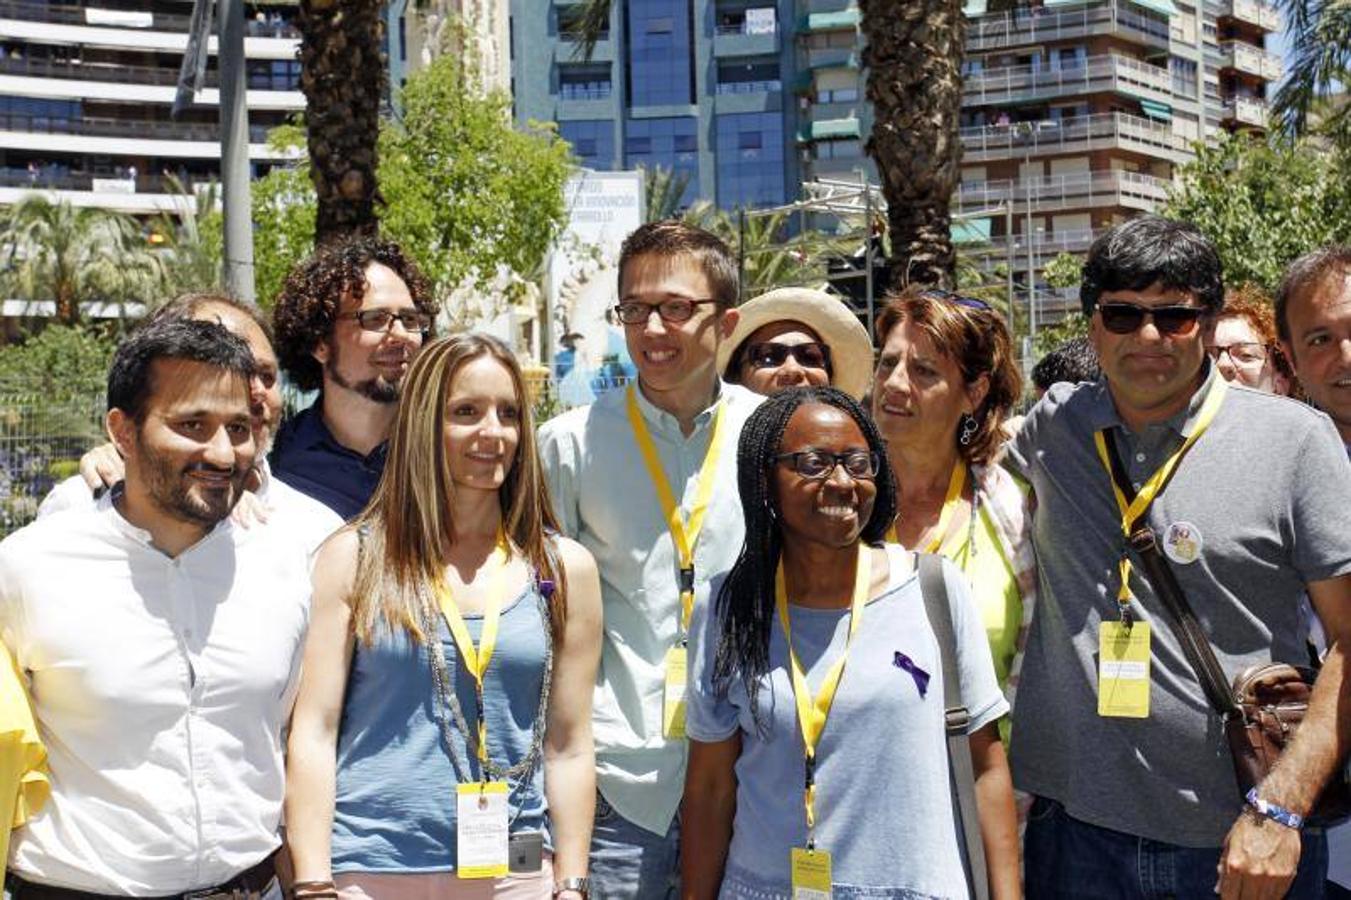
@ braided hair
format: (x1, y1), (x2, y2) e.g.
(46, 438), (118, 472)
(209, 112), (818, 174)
(712, 386), (897, 731)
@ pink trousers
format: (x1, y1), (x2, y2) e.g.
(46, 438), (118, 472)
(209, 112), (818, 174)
(335, 857), (554, 900)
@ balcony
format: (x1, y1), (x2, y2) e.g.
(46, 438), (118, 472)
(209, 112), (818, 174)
(1219, 41), (1282, 80)
(955, 170), (1172, 214)
(0, 55), (299, 92)
(1220, 95), (1269, 128)
(0, 0), (299, 37)
(965, 1), (1170, 53)
(959, 113), (1193, 163)
(0, 111), (296, 159)
(1220, 0), (1281, 32)
(964, 227), (1103, 270)
(713, 19), (779, 56)
(964, 54), (1174, 107)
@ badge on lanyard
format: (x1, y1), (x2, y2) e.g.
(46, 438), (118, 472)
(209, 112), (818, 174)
(455, 782), (510, 878)
(663, 644), (688, 739)
(1163, 521), (1202, 565)
(1098, 621), (1151, 718)
(790, 846), (833, 900)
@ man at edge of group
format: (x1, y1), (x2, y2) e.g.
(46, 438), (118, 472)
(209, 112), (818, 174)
(0, 319), (311, 896)
(1276, 245), (1351, 899)
(1006, 215), (1351, 899)
(270, 235), (436, 519)
(538, 220), (761, 898)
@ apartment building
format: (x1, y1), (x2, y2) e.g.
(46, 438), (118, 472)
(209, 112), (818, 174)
(0, 0), (303, 216)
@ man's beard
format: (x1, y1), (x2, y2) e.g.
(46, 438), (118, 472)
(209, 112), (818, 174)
(138, 444), (245, 527)
(326, 344), (403, 404)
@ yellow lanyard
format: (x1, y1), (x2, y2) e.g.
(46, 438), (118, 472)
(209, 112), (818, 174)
(885, 461), (966, 553)
(1093, 376), (1227, 618)
(436, 539), (511, 768)
(626, 385), (727, 633)
(775, 545), (871, 848)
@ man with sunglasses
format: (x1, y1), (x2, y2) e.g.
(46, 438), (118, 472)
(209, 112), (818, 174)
(539, 220), (761, 898)
(1007, 216), (1351, 899)
(270, 236), (436, 519)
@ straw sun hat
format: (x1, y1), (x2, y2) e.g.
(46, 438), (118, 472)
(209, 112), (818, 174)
(717, 288), (874, 399)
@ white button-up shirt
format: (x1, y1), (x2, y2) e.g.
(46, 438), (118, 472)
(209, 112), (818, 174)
(538, 382), (761, 835)
(0, 502), (311, 895)
(37, 460), (342, 558)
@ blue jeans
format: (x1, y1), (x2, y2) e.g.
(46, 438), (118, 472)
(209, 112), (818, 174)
(1025, 796), (1329, 899)
(588, 791), (680, 900)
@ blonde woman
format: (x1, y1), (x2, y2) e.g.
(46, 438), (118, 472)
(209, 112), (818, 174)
(286, 334), (603, 900)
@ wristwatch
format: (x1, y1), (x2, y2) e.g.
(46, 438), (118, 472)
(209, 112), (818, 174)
(553, 876), (590, 898)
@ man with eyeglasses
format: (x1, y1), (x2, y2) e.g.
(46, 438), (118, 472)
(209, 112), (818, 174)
(538, 220), (761, 898)
(1006, 216), (1351, 899)
(271, 236), (435, 519)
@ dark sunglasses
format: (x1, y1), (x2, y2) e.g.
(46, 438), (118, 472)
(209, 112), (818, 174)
(745, 341), (832, 371)
(1097, 302), (1207, 336)
(920, 288), (992, 311)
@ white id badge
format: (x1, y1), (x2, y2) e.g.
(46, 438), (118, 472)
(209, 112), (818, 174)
(455, 782), (510, 878)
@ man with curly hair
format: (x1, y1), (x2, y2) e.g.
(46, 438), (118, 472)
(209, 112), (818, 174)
(271, 236), (436, 519)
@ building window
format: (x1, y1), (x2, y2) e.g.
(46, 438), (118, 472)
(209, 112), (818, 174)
(716, 58), (781, 94)
(560, 120), (615, 169)
(625, 116), (700, 202)
(715, 111), (785, 208)
(559, 64), (613, 100)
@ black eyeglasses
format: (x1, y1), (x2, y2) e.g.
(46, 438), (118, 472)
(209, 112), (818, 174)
(1097, 302), (1206, 336)
(774, 448), (880, 480)
(920, 288), (992, 311)
(613, 298), (720, 325)
(338, 308), (432, 334)
(746, 341), (832, 371)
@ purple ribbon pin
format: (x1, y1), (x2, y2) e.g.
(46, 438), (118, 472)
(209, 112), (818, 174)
(893, 651), (930, 698)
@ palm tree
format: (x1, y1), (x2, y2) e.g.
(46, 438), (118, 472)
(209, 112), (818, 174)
(572, 0), (965, 289)
(296, 0), (387, 243)
(1272, 0), (1351, 138)
(0, 197), (161, 325)
(860, 1), (965, 289)
(151, 175), (225, 295)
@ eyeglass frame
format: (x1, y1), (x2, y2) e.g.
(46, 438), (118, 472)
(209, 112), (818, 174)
(1205, 341), (1269, 368)
(772, 448), (881, 481)
(920, 288), (993, 312)
(336, 308), (433, 334)
(613, 298), (722, 325)
(1095, 301), (1209, 336)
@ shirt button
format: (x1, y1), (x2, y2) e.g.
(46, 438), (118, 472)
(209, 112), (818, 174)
(1132, 482), (1142, 491)
(1135, 452), (1146, 463)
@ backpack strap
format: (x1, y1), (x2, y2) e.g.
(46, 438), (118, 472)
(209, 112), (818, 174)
(917, 552), (990, 900)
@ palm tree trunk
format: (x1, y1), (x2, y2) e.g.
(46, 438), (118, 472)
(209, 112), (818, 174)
(861, 0), (964, 289)
(297, 0), (385, 243)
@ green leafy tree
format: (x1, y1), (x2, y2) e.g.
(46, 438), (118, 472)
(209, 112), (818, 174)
(1162, 133), (1351, 293)
(379, 53), (572, 304)
(0, 197), (162, 324)
(251, 124), (318, 307)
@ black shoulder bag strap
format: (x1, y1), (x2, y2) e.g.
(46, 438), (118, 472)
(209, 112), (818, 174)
(918, 552), (990, 900)
(1103, 432), (1242, 721)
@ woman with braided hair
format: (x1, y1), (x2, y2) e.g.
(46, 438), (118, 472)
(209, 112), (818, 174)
(285, 333), (602, 899)
(681, 386), (1020, 899)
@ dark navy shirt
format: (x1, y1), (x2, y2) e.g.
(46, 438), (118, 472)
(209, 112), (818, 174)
(269, 402), (386, 520)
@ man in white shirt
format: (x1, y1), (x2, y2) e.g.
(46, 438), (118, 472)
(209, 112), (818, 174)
(539, 221), (761, 898)
(0, 319), (311, 897)
(40, 292), (341, 555)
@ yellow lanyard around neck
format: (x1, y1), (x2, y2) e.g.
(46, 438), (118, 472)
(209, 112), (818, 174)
(775, 545), (872, 847)
(885, 461), (966, 554)
(436, 537), (511, 767)
(626, 385), (727, 633)
(1092, 376), (1227, 616)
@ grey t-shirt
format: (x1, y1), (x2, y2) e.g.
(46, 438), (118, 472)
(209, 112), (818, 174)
(1006, 369), (1351, 847)
(686, 546), (1007, 899)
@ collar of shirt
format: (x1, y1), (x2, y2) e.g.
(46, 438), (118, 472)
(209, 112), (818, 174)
(286, 401), (388, 465)
(106, 490), (234, 556)
(628, 379), (725, 438)
(1087, 359), (1220, 440)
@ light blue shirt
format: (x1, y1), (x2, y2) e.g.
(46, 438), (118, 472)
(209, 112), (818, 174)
(538, 381), (762, 835)
(687, 546), (1007, 898)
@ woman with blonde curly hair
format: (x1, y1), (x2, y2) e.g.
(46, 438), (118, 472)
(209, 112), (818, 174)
(286, 333), (602, 899)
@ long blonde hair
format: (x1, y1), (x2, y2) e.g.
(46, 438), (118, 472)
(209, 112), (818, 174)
(349, 333), (566, 644)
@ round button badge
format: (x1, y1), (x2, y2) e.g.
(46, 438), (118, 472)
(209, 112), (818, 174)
(1163, 521), (1202, 565)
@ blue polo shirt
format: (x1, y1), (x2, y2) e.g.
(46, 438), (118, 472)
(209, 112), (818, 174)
(269, 403), (386, 520)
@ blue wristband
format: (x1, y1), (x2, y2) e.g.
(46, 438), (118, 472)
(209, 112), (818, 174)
(1245, 788), (1304, 830)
